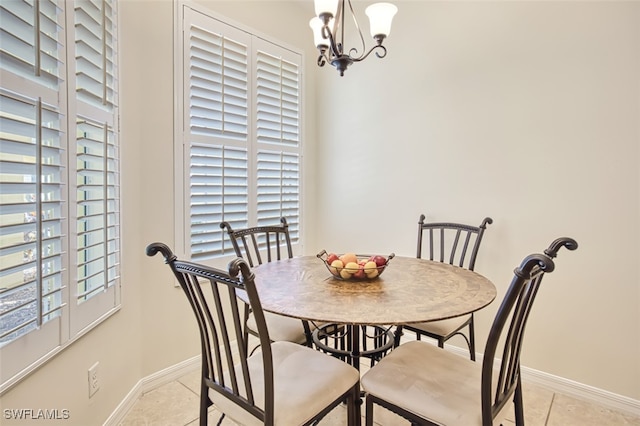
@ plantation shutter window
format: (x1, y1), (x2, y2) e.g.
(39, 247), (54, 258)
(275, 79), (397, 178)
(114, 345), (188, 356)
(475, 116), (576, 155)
(178, 4), (303, 264)
(0, 0), (120, 392)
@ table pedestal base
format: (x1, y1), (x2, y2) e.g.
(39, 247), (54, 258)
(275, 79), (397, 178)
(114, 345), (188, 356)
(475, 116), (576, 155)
(312, 323), (396, 371)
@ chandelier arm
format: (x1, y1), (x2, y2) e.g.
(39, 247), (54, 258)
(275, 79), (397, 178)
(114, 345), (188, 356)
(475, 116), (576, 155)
(349, 44), (388, 63)
(345, 0), (367, 61)
(316, 53), (327, 67)
(321, 24), (343, 60)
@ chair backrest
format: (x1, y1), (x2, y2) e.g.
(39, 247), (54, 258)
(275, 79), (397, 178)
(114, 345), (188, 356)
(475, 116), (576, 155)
(417, 214), (493, 270)
(146, 243), (276, 424)
(220, 217), (293, 268)
(481, 237), (578, 424)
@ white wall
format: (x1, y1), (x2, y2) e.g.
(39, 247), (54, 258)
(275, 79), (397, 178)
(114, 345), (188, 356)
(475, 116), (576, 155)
(1, 1), (637, 424)
(314, 1), (640, 400)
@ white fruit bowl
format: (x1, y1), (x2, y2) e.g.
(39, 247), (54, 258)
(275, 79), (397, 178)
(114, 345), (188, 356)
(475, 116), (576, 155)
(317, 250), (395, 281)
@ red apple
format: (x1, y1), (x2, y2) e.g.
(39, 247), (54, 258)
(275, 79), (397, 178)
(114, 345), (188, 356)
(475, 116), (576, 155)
(353, 264), (366, 279)
(369, 255), (387, 267)
(326, 253), (339, 264)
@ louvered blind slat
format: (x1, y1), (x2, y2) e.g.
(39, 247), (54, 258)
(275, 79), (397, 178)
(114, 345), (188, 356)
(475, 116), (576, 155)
(256, 150), (300, 240)
(75, 117), (119, 303)
(188, 22), (248, 139)
(75, 0), (117, 108)
(190, 144), (248, 260)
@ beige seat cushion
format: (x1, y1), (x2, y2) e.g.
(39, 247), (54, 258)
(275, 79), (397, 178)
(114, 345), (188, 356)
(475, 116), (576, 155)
(361, 340), (508, 426)
(246, 311), (312, 344)
(211, 341), (360, 426)
(408, 314), (471, 337)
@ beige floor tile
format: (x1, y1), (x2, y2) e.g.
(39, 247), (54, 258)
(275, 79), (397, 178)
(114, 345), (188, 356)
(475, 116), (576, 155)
(177, 369), (201, 395)
(547, 394), (640, 426)
(502, 382), (554, 426)
(119, 381), (199, 426)
(122, 363), (640, 426)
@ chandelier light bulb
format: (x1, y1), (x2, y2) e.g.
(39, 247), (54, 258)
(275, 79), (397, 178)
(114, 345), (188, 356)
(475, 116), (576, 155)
(309, 17), (329, 49)
(365, 2), (398, 40)
(314, 0), (339, 18)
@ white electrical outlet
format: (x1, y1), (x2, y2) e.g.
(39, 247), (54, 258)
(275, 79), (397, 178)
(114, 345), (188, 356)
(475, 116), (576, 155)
(88, 362), (100, 397)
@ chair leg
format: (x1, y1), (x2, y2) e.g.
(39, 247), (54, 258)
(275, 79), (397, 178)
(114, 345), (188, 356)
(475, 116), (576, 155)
(200, 380), (209, 426)
(468, 316), (476, 361)
(514, 377), (525, 426)
(365, 394), (374, 426)
(342, 383), (360, 426)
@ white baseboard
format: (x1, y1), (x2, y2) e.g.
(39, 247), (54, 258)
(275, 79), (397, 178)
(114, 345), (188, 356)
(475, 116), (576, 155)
(103, 355), (200, 426)
(439, 342), (640, 418)
(520, 366), (640, 418)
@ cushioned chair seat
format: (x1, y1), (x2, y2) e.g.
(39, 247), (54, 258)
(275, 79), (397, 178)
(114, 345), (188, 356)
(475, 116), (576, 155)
(408, 314), (471, 337)
(212, 341), (360, 426)
(362, 341), (507, 426)
(246, 312), (311, 345)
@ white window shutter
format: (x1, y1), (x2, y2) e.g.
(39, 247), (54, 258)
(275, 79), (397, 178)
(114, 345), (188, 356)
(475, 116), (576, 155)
(190, 144), (248, 260)
(71, 0), (120, 319)
(255, 45), (301, 241)
(179, 5), (302, 262)
(1, 0), (121, 390)
(256, 50), (300, 147)
(185, 8), (250, 260)
(0, 91), (66, 344)
(74, 0), (117, 109)
(75, 118), (119, 303)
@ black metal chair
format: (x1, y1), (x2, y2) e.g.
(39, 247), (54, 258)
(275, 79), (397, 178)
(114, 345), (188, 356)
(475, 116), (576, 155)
(146, 243), (361, 426)
(361, 237), (578, 426)
(220, 218), (314, 349)
(396, 214), (493, 360)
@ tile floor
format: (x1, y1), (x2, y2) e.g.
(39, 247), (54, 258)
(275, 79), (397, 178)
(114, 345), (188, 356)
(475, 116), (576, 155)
(120, 361), (640, 426)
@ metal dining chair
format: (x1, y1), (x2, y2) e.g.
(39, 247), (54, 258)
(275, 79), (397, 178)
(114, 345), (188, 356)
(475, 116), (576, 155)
(220, 218), (314, 349)
(361, 237), (578, 425)
(395, 214), (493, 360)
(146, 243), (361, 426)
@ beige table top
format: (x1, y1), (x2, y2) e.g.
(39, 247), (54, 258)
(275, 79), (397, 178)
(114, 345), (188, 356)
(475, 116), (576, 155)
(250, 255), (497, 326)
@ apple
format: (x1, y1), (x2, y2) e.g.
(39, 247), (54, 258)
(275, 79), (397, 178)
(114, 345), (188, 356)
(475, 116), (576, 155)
(369, 255), (387, 267)
(326, 253), (339, 265)
(353, 264), (366, 279)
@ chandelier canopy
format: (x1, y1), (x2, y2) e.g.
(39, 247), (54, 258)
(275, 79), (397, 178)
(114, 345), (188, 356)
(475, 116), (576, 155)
(309, 0), (398, 76)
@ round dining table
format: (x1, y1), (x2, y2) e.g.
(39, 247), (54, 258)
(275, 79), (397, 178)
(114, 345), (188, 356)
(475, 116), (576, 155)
(250, 255), (496, 325)
(244, 255), (497, 371)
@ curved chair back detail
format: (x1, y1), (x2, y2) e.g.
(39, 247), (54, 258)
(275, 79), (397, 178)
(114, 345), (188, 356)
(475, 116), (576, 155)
(417, 214), (493, 271)
(146, 243), (274, 424)
(481, 237), (578, 424)
(220, 217), (293, 268)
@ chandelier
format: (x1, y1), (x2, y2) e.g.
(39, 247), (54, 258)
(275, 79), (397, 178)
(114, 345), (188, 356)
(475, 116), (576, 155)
(309, 0), (398, 76)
